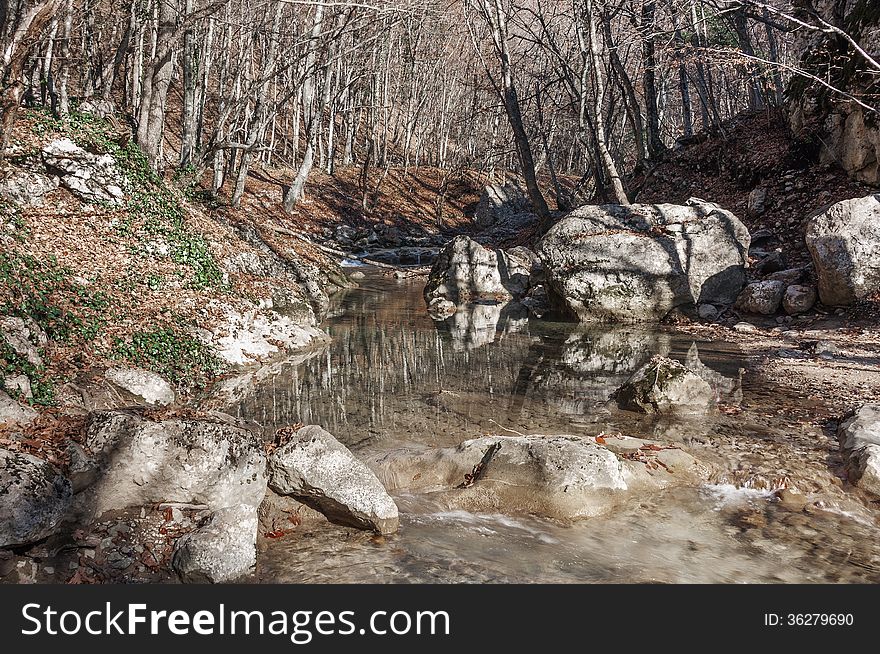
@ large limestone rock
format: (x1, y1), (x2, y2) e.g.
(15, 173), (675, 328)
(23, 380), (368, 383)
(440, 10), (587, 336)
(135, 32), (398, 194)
(105, 367), (176, 406)
(614, 356), (715, 415)
(267, 425), (399, 534)
(424, 236), (532, 304)
(837, 404), (880, 496)
(536, 199), (749, 322)
(41, 138), (126, 205)
(82, 411), (266, 515)
(198, 301), (330, 367)
(805, 194), (880, 306)
(369, 434), (705, 520)
(0, 449), (72, 547)
(81, 411), (267, 582)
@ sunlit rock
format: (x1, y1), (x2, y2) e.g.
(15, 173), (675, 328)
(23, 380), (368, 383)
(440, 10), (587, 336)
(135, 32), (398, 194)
(536, 198), (749, 322)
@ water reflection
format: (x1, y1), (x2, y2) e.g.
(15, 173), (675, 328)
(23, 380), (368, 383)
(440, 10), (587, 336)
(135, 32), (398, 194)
(210, 272), (744, 451)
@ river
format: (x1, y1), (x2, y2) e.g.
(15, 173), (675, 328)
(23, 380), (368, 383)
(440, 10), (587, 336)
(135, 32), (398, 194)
(217, 270), (880, 583)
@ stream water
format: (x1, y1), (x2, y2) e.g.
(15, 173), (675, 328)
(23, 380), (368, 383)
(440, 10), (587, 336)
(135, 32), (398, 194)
(222, 271), (880, 583)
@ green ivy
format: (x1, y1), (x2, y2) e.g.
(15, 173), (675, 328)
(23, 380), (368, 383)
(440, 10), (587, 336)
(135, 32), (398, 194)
(0, 252), (109, 343)
(112, 327), (225, 389)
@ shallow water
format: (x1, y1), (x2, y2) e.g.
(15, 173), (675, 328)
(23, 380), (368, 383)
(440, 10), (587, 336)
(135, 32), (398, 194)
(223, 271), (880, 583)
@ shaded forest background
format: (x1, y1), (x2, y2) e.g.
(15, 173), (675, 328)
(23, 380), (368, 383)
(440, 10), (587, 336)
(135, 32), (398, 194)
(1, 0), (878, 220)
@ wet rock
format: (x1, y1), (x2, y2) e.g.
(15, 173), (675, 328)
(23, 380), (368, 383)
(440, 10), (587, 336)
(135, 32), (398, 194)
(837, 404), (880, 496)
(614, 356), (714, 415)
(348, 270), (366, 281)
(427, 297), (456, 320)
(268, 425), (399, 534)
(774, 489), (808, 512)
(782, 285), (817, 315)
(41, 138), (126, 205)
(370, 434), (705, 520)
(173, 505), (258, 583)
(424, 236), (531, 304)
(0, 316), (46, 367)
(536, 198), (749, 322)
(0, 169), (59, 207)
(105, 367), (175, 406)
(0, 449), (72, 547)
(805, 194), (880, 306)
(0, 389), (37, 426)
(735, 280), (785, 315)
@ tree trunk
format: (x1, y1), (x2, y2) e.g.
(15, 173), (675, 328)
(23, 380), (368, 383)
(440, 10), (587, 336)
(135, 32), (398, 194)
(480, 0), (550, 225)
(640, 0), (664, 160)
(180, 0), (199, 168)
(283, 4), (325, 212)
(136, 0), (178, 172)
(584, 0), (628, 205)
(0, 0), (62, 159)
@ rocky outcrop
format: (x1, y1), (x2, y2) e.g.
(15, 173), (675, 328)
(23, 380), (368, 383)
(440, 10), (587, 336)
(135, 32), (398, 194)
(105, 368), (175, 406)
(369, 434), (706, 520)
(0, 169), (59, 207)
(0, 448), (72, 547)
(267, 425), (399, 534)
(536, 199), (749, 323)
(197, 301), (330, 367)
(424, 236), (533, 304)
(80, 411), (267, 582)
(735, 280), (785, 315)
(805, 194), (880, 306)
(837, 404), (880, 496)
(1, 316), (47, 367)
(41, 138), (126, 205)
(614, 356), (714, 415)
(786, 0), (880, 185)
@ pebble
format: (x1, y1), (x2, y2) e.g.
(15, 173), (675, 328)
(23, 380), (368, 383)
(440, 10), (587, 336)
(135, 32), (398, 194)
(733, 322), (758, 333)
(44, 566), (54, 575)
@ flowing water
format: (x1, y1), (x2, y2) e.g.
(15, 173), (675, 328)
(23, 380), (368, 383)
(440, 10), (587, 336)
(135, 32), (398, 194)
(218, 270), (880, 583)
